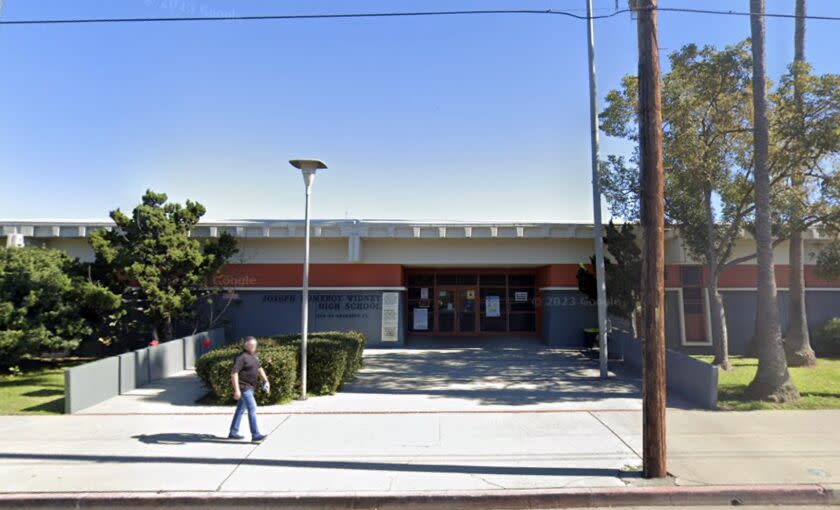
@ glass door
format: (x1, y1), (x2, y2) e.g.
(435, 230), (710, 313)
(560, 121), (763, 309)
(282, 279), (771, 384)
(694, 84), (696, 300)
(457, 288), (477, 334)
(437, 288), (456, 333)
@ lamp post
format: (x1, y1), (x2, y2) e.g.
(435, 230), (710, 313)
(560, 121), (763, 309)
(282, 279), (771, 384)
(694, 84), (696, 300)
(585, 0), (609, 379)
(290, 158), (328, 400)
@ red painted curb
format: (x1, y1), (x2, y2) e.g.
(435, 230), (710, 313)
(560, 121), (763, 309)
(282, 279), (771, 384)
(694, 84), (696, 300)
(0, 484), (835, 509)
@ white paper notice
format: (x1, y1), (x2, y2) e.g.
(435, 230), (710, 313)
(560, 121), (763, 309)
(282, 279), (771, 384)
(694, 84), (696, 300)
(381, 292), (399, 342)
(420, 287), (429, 299)
(413, 308), (429, 330)
(486, 295), (501, 317)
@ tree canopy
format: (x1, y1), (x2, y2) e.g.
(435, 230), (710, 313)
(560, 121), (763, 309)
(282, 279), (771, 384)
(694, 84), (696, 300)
(89, 190), (238, 341)
(0, 247), (120, 370)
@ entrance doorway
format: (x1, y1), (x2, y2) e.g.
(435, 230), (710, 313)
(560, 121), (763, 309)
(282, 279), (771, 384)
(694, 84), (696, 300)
(437, 287), (478, 335)
(405, 269), (538, 337)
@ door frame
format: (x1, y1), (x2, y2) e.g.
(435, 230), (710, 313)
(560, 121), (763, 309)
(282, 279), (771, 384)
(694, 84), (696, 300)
(434, 285), (479, 335)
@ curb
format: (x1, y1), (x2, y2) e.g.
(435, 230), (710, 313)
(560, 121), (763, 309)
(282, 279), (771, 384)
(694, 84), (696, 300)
(0, 484), (836, 509)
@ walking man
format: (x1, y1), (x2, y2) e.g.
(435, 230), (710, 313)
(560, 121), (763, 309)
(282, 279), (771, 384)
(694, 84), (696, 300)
(229, 336), (269, 442)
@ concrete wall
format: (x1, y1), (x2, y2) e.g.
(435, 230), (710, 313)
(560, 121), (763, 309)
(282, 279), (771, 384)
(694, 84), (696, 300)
(64, 356), (120, 414)
(221, 290), (404, 347)
(618, 330), (719, 410)
(541, 290), (597, 347)
(64, 329), (225, 414)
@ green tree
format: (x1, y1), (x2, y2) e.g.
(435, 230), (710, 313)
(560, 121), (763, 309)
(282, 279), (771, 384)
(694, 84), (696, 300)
(0, 247), (120, 371)
(577, 221), (642, 331)
(600, 39), (840, 373)
(600, 41), (755, 370)
(778, 0), (840, 366)
(90, 190), (238, 341)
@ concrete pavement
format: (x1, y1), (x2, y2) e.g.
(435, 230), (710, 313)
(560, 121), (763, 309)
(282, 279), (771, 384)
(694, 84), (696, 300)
(1, 344), (839, 506)
(78, 344), (645, 414)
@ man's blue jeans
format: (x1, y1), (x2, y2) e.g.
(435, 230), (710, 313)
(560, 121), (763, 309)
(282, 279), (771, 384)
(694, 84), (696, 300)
(229, 389), (261, 437)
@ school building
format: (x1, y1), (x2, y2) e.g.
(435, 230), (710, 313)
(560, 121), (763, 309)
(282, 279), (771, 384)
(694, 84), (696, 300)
(4, 218), (839, 355)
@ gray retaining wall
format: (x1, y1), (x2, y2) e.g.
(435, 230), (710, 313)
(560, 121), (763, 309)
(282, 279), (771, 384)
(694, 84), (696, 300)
(617, 329), (719, 410)
(65, 328), (225, 414)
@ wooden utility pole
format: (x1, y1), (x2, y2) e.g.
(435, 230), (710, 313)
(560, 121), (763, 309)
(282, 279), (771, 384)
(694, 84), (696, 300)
(635, 0), (667, 479)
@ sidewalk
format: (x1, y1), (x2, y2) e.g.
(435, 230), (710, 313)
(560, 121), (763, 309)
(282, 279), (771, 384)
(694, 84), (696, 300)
(1, 346), (838, 506)
(1, 405), (839, 495)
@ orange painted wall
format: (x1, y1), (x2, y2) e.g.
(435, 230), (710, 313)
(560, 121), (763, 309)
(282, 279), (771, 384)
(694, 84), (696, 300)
(537, 264), (581, 287)
(213, 263), (404, 287)
(214, 263), (840, 289)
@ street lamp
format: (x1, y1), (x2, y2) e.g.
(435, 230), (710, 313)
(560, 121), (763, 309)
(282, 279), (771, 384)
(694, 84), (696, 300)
(289, 158), (328, 400)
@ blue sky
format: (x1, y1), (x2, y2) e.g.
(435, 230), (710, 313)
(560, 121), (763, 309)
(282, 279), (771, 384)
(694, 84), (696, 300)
(1, 0), (839, 222)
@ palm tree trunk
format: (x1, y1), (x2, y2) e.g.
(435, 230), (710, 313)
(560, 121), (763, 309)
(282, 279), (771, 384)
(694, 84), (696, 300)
(746, 0), (800, 402)
(785, 0), (817, 367)
(786, 230), (816, 366)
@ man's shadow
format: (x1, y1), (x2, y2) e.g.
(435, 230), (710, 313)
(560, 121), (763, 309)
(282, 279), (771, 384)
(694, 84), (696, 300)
(133, 433), (243, 445)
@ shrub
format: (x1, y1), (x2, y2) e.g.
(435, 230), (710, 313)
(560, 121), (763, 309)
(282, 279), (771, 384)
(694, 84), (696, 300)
(0, 247), (120, 371)
(196, 342), (298, 405)
(814, 318), (840, 357)
(269, 331), (366, 395)
(196, 331), (366, 402)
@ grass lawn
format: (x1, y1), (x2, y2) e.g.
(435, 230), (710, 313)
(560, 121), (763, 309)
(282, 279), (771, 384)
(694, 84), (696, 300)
(695, 355), (840, 411)
(0, 359), (86, 414)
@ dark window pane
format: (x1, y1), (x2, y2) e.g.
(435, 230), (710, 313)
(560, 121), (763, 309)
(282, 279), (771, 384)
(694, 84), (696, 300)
(438, 310), (455, 332)
(509, 313), (536, 331)
(480, 315), (506, 332)
(509, 288), (535, 311)
(407, 274), (434, 287)
(436, 274), (457, 285)
(408, 287), (429, 299)
(480, 274), (506, 286)
(683, 287), (703, 313)
(509, 274), (535, 286)
(480, 287), (506, 299)
(457, 274), (478, 285)
(459, 312), (476, 332)
(681, 266), (702, 286)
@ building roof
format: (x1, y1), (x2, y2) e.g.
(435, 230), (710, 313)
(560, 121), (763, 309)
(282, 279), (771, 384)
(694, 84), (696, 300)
(0, 218), (830, 241)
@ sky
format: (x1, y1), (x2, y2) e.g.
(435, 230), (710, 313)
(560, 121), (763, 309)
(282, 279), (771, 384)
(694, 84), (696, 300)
(1, 0), (839, 222)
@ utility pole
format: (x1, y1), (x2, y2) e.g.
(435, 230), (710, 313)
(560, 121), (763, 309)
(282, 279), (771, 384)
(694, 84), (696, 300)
(635, 0), (667, 478)
(585, 0), (610, 379)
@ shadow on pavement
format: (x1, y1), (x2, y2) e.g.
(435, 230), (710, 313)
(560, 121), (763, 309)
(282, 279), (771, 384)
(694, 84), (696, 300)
(0, 452), (626, 478)
(133, 433), (242, 445)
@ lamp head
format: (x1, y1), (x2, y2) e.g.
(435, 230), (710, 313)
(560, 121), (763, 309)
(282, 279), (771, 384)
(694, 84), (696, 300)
(289, 159), (328, 171)
(289, 159), (327, 189)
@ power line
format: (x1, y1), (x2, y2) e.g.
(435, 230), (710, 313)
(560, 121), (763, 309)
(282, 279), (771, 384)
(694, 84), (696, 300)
(0, 6), (839, 26)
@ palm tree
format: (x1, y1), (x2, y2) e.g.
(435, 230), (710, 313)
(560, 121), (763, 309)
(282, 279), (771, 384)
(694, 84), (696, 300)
(746, 0), (801, 401)
(784, 0), (817, 367)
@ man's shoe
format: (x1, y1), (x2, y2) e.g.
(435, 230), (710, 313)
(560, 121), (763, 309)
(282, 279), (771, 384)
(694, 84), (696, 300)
(228, 433), (245, 440)
(252, 434), (267, 442)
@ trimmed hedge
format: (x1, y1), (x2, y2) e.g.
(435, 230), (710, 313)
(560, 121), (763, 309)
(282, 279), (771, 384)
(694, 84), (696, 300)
(196, 341), (298, 405)
(815, 318), (840, 357)
(196, 331), (366, 403)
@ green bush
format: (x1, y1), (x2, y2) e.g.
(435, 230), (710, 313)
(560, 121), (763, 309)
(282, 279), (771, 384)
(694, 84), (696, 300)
(196, 342), (298, 405)
(269, 331), (366, 395)
(815, 318), (840, 357)
(196, 331), (366, 403)
(0, 247), (120, 371)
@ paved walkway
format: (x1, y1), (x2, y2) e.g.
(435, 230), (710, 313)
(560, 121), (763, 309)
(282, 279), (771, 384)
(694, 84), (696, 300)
(0, 343), (838, 497)
(80, 342), (644, 415)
